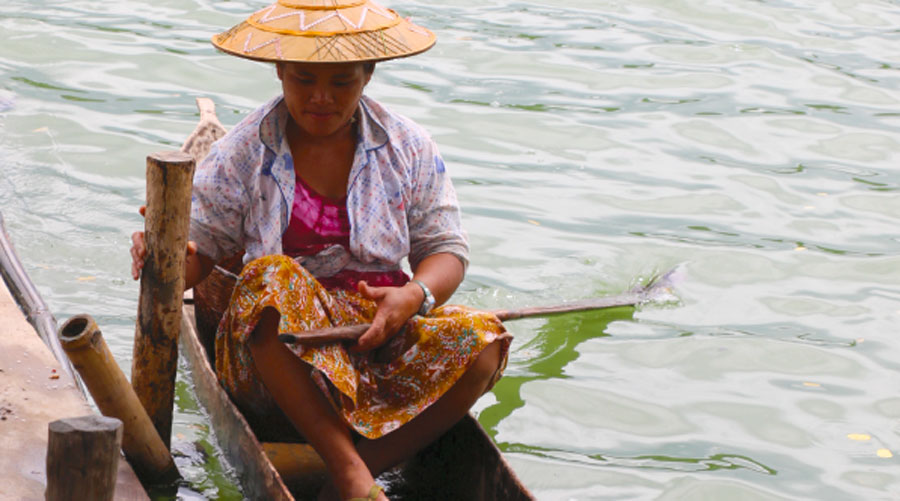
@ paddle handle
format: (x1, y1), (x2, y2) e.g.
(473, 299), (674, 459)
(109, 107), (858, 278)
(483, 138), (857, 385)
(278, 268), (679, 346)
(278, 324), (368, 345)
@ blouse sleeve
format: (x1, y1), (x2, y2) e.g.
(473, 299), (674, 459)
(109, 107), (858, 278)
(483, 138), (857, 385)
(406, 138), (469, 271)
(188, 142), (248, 262)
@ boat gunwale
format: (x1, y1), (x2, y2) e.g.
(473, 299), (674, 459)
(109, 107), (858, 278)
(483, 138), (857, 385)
(180, 299), (294, 500)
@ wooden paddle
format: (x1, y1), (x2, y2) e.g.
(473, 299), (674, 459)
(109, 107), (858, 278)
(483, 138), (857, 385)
(278, 267), (681, 346)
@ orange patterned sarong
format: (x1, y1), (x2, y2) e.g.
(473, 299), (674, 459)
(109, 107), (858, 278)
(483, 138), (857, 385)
(215, 255), (511, 439)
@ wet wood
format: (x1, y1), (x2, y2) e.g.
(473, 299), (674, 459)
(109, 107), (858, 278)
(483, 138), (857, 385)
(46, 415), (122, 501)
(131, 150), (195, 448)
(60, 314), (179, 483)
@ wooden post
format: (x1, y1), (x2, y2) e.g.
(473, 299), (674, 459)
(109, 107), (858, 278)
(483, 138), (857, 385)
(131, 151), (195, 448)
(59, 314), (178, 483)
(46, 415), (123, 501)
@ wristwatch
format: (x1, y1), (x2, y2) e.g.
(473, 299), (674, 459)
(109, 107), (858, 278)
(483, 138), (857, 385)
(411, 279), (435, 316)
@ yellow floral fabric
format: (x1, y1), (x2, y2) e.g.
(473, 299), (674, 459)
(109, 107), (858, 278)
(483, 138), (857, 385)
(215, 255), (511, 439)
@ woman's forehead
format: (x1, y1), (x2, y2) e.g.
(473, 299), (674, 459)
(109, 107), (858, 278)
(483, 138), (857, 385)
(282, 62), (364, 77)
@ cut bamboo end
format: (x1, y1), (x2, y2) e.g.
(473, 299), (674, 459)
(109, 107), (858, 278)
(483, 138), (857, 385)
(59, 314), (179, 484)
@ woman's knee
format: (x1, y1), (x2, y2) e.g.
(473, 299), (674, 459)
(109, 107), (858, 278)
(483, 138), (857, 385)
(249, 306), (281, 346)
(469, 341), (503, 385)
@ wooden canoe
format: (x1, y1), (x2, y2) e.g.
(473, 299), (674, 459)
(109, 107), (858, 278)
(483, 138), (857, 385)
(178, 98), (534, 500)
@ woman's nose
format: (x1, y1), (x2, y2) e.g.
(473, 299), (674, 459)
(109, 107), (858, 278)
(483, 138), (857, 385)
(309, 85), (332, 104)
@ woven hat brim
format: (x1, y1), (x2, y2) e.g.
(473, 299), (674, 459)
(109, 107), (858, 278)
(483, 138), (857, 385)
(212, 11), (436, 63)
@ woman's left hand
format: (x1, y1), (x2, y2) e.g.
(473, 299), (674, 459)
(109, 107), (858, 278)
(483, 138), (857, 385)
(352, 280), (423, 352)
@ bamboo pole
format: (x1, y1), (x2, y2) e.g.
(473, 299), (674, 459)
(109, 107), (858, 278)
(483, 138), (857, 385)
(59, 314), (178, 483)
(46, 415), (122, 501)
(131, 151), (195, 448)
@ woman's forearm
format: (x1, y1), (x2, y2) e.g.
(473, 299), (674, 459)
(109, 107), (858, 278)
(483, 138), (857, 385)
(409, 252), (465, 307)
(184, 250), (216, 291)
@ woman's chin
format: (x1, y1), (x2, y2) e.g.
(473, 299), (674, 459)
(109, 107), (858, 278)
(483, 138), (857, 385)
(297, 119), (345, 138)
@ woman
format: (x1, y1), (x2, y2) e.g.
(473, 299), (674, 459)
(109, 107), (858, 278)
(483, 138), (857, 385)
(131, 2), (510, 500)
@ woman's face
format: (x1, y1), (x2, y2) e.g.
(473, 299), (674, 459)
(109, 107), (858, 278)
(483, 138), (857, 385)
(277, 62), (372, 140)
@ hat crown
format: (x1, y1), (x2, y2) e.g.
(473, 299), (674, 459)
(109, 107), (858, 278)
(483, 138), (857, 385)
(212, 0), (435, 63)
(249, 1), (400, 36)
(277, 0), (366, 8)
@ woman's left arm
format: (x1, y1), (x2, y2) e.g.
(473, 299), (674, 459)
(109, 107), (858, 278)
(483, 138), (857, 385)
(353, 252), (463, 352)
(353, 132), (467, 352)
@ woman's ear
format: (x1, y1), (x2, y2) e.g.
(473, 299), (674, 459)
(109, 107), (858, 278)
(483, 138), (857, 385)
(275, 62), (284, 81)
(362, 63), (375, 86)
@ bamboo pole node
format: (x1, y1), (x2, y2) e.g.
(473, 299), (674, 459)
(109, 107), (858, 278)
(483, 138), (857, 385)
(131, 150), (195, 448)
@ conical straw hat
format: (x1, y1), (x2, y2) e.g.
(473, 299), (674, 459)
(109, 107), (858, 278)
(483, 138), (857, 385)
(212, 0), (436, 63)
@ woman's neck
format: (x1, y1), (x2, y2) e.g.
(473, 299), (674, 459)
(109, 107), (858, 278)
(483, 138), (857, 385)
(286, 118), (358, 200)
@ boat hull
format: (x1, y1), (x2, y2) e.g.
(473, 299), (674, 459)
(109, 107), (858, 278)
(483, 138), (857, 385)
(180, 300), (533, 500)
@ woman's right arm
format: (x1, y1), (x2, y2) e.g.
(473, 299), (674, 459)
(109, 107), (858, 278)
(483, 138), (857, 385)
(130, 138), (246, 289)
(130, 224), (215, 290)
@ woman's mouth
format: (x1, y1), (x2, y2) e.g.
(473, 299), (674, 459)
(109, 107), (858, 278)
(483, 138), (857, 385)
(307, 111), (334, 120)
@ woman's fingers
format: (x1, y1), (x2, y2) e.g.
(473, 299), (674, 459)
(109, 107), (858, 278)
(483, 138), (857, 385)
(356, 280), (385, 302)
(130, 231), (145, 280)
(351, 282), (422, 352)
(353, 316), (387, 352)
(131, 232), (197, 281)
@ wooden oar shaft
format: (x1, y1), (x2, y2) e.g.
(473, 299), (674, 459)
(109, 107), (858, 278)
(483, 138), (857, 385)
(278, 275), (673, 346)
(490, 292), (644, 321)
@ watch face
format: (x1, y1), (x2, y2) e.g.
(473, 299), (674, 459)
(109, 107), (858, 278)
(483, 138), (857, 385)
(415, 279), (436, 315)
(420, 294), (435, 315)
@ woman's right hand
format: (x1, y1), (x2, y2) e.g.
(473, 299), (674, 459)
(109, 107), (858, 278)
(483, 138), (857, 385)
(130, 206), (148, 280)
(130, 230), (146, 280)
(130, 206), (198, 280)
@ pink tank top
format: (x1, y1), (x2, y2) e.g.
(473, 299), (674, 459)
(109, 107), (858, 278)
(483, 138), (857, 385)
(282, 176), (409, 291)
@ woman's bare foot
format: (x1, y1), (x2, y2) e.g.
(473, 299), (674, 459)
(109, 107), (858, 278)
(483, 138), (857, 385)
(317, 476), (388, 501)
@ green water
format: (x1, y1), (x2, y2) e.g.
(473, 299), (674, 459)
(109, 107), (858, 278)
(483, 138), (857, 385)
(2, 0), (899, 499)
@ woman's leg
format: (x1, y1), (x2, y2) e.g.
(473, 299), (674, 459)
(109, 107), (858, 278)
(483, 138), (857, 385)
(355, 339), (504, 475)
(248, 306), (386, 501)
